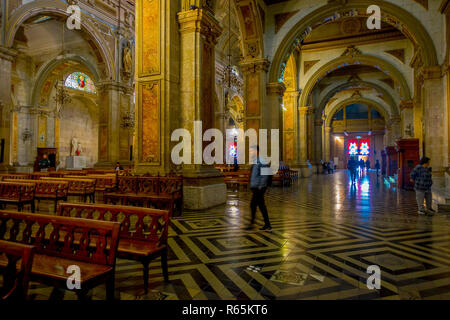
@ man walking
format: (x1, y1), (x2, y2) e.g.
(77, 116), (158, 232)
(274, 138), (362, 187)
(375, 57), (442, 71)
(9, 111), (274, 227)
(248, 146), (272, 232)
(410, 157), (435, 215)
(348, 157), (357, 184)
(375, 159), (381, 177)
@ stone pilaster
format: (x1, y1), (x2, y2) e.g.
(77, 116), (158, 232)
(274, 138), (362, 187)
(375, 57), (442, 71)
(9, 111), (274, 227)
(95, 81), (133, 167)
(324, 126), (331, 162)
(298, 106), (312, 177)
(418, 65), (445, 175)
(282, 90), (299, 166)
(177, 8), (226, 210)
(240, 58), (270, 133)
(400, 99), (414, 138)
(0, 46), (17, 172)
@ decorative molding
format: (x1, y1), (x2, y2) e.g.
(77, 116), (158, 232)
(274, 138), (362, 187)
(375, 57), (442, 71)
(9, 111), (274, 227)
(274, 10), (299, 34)
(303, 60), (320, 74)
(178, 9), (222, 44)
(341, 45), (362, 57)
(400, 99), (414, 110)
(418, 65), (443, 80)
(385, 49), (405, 64)
(266, 82), (286, 97)
(239, 58), (270, 74)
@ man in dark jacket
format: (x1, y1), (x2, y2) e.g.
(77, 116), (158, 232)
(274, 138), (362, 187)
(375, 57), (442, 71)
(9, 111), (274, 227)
(248, 146), (272, 232)
(410, 157), (435, 215)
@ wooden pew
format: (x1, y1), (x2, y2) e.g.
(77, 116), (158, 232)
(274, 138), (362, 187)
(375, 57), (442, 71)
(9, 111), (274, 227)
(0, 211), (120, 300)
(104, 176), (183, 217)
(40, 177), (96, 203)
(0, 173), (31, 181)
(3, 179), (68, 213)
(66, 174), (116, 198)
(0, 240), (35, 300)
(0, 182), (35, 212)
(57, 203), (169, 294)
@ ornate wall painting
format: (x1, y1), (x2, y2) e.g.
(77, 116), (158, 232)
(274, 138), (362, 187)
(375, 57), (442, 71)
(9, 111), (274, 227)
(246, 73), (260, 116)
(283, 96), (294, 131)
(246, 119), (260, 133)
(139, 0), (160, 76)
(240, 5), (255, 38)
(140, 82), (160, 164)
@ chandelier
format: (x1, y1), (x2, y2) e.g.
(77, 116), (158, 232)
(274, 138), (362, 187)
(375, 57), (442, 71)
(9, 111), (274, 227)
(222, 0), (244, 124)
(54, 23), (71, 115)
(121, 111), (135, 129)
(54, 80), (72, 113)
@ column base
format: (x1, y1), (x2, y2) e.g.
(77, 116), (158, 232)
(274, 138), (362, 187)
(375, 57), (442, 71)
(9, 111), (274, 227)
(182, 166), (226, 210)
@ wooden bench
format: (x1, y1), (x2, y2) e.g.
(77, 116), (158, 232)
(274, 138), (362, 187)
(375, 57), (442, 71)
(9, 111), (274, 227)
(224, 170), (250, 190)
(0, 240), (35, 300)
(3, 179), (69, 213)
(0, 174), (31, 181)
(57, 203), (169, 294)
(0, 182), (35, 212)
(66, 174), (116, 198)
(0, 211), (120, 300)
(41, 177), (96, 203)
(104, 176), (183, 217)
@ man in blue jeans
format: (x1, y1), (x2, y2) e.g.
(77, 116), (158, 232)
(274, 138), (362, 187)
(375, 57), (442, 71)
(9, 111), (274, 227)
(410, 157), (436, 215)
(247, 146), (272, 232)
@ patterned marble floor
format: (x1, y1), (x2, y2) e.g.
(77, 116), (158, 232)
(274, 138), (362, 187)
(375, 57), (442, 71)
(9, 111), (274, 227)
(4, 170), (450, 300)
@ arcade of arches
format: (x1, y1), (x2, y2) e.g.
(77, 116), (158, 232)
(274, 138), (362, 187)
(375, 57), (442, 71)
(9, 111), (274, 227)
(1, 0), (450, 301)
(2, 0), (450, 209)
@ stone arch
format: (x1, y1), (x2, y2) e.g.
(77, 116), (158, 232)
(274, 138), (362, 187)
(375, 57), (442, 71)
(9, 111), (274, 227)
(324, 97), (389, 128)
(32, 55), (100, 107)
(318, 81), (398, 116)
(5, 1), (114, 79)
(234, 0), (265, 59)
(268, 0), (438, 83)
(299, 54), (411, 108)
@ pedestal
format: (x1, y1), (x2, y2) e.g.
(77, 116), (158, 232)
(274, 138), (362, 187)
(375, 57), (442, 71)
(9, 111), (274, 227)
(66, 156), (86, 170)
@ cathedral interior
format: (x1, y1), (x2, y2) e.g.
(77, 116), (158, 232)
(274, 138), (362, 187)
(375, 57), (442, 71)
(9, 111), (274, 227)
(0, 0), (450, 302)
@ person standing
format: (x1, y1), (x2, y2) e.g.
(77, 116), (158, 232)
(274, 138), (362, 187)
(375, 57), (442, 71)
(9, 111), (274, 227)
(375, 159), (381, 177)
(248, 146), (272, 232)
(39, 154), (50, 172)
(410, 157), (435, 215)
(348, 157), (357, 184)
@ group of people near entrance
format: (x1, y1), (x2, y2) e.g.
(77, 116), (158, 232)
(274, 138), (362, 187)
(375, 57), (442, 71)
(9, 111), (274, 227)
(347, 157), (381, 183)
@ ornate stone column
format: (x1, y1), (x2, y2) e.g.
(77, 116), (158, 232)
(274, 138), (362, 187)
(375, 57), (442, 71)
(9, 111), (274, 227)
(298, 106), (312, 177)
(95, 81), (132, 167)
(0, 46), (17, 172)
(418, 66), (446, 175)
(266, 82), (285, 163)
(324, 126), (331, 163)
(177, 5), (226, 210)
(314, 119), (323, 168)
(282, 90), (299, 166)
(240, 58), (270, 133)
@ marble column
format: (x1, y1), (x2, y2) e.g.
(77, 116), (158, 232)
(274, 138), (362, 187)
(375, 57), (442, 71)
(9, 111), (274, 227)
(0, 46), (17, 172)
(95, 81), (131, 167)
(177, 7), (227, 210)
(324, 126), (331, 163)
(282, 90), (299, 166)
(266, 82), (285, 164)
(298, 106), (312, 177)
(419, 66), (446, 176)
(240, 59), (270, 133)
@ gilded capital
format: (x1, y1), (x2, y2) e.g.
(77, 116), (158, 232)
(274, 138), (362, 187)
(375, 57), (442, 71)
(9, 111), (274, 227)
(417, 65), (443, 80)
(266, 82), (286, 97)
(239, 58), (270, 75)
(298, 106), (309, 115)
(399, 99), (414, 110)
(178, 9), (222, 44)
(0, 46), (18, 62)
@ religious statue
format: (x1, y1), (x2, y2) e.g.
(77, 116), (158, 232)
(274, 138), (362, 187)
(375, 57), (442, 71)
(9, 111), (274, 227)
(123, 44), (132, 73)
(70, 137), (78, 156)
(76, 143), (83, 156)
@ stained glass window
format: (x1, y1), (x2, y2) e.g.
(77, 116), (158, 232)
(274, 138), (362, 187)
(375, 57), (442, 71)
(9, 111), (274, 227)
(65, 72), (96, 93)
(348, 141), (358, 155)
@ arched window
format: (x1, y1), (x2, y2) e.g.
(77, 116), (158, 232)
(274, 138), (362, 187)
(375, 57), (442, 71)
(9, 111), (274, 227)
(65, 72), (96, 93)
